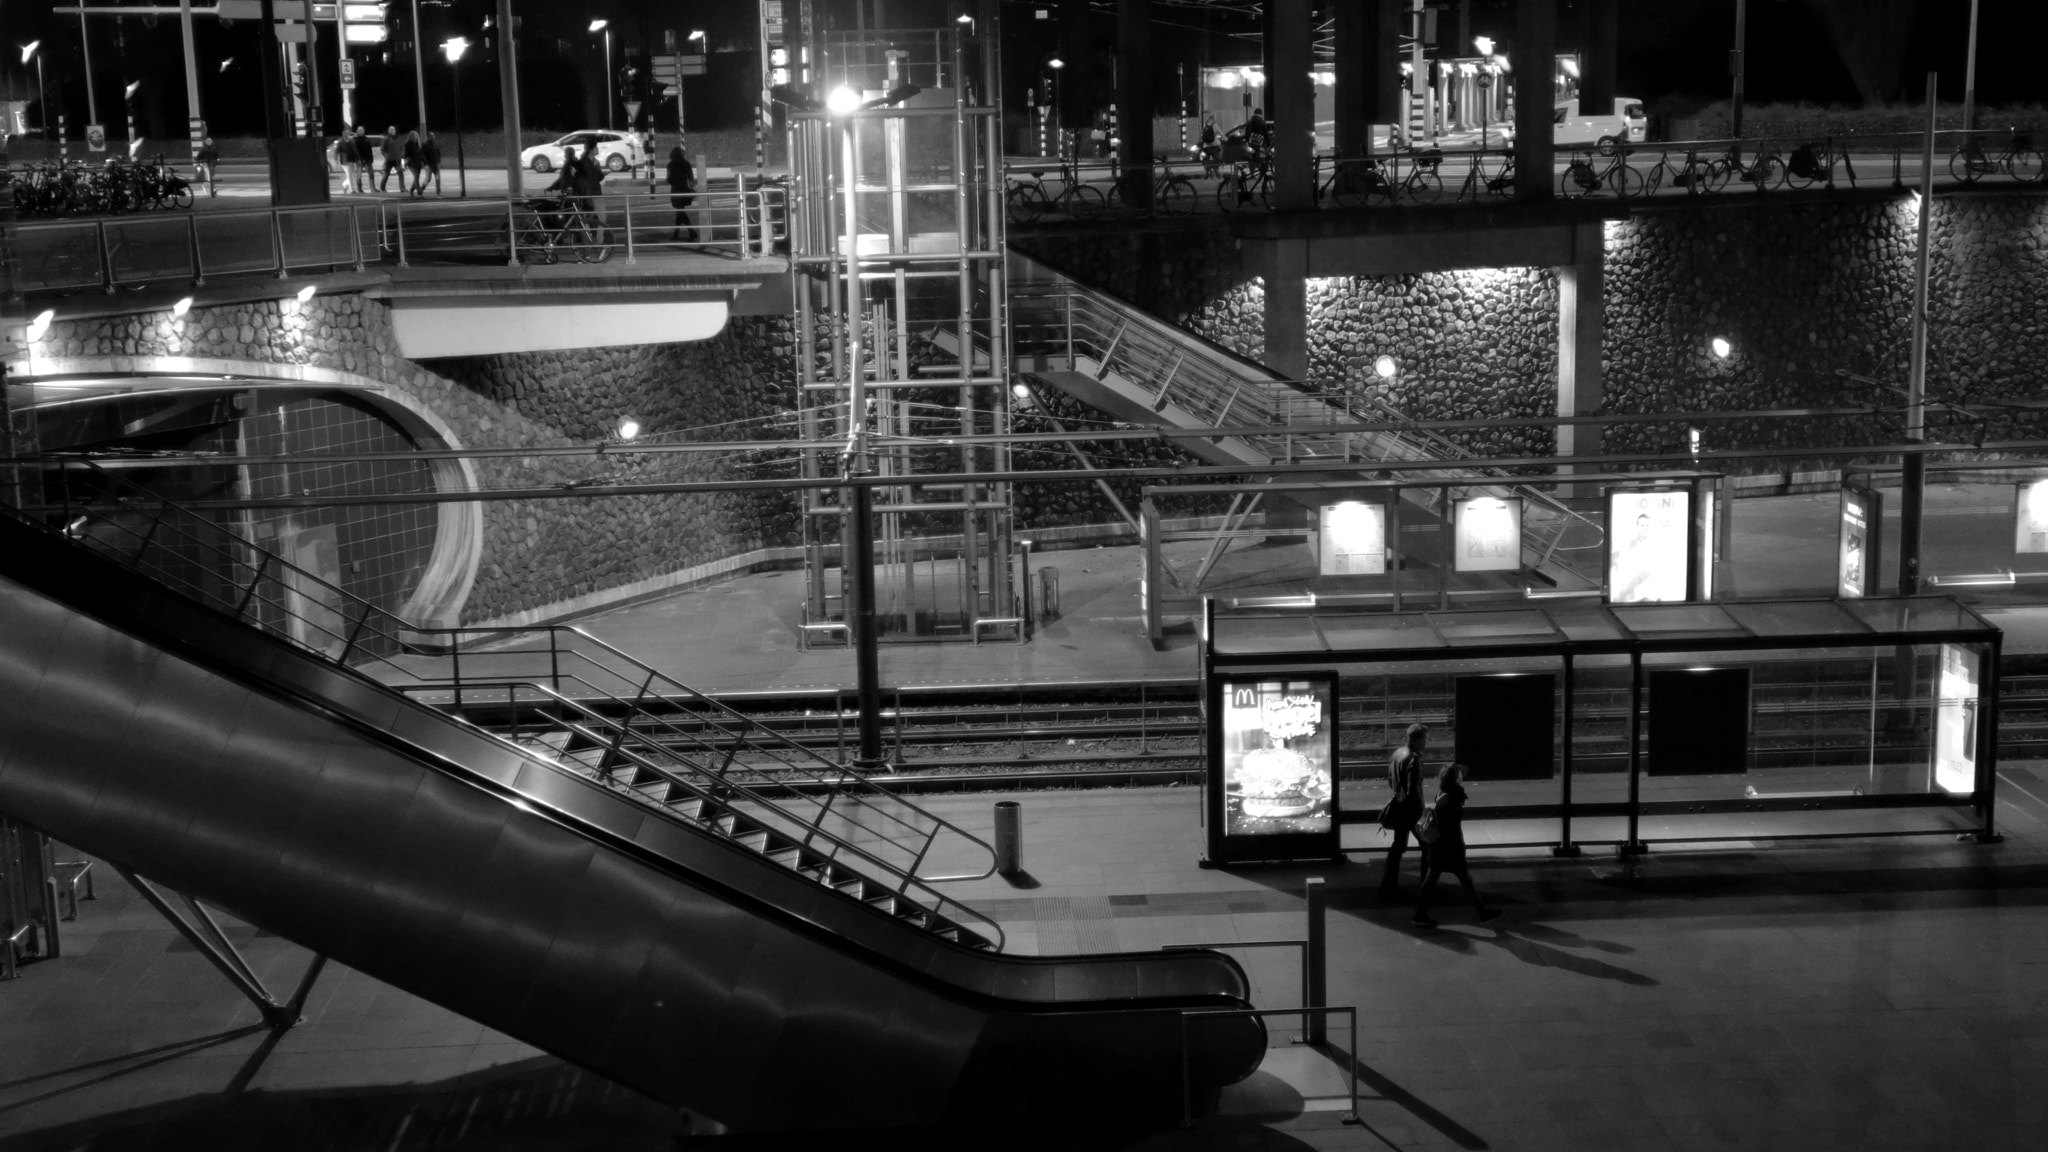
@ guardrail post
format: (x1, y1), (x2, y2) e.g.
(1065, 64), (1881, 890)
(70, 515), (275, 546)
(392, 202), (409, 268)
(186, 212), (206, 287)
(1304, 876), (1327, 1046)
(271, 210), (288, 279)
(351, 204), (366, 272)
(97, 219), (115, 294)
(622, 195), (637, 264)
(506, 199), (520, 267)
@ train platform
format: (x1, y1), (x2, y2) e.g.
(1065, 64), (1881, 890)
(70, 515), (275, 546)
(558, 480), (2048, 697)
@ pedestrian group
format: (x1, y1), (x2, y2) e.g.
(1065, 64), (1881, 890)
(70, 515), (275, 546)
(1380, 723), (1503, 929)
(335, 125), (442, 197)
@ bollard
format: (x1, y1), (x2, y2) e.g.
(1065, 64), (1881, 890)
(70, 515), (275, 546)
(993, 801), (1022, 875)
(1305, 876), (1327, 1046)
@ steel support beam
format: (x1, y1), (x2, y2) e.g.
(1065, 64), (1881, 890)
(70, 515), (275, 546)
(114, 864), (323, 1029)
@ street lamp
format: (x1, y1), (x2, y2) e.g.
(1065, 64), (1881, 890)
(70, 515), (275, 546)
(21, 42), (47, 142)
(589, 19), (613, 129)
(1047, 56), (1064, 157)
(441, 37), (469, 197)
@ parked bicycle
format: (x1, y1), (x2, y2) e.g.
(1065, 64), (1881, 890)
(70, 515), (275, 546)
(1006, 158), (1106, 219)
(1456, 151), (1516, 200)
(1783, 139), (1857, 189)
(1216, 155), (1273, 212)
(505, 192), (614, 265)
(1106, 160), (1198, 216)
(1950, 130), (2044, 185)
(1318, 148), (1444, 207)
(1560, 146), (1644, 198)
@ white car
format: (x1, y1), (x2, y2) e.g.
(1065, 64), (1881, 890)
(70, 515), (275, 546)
(519, 130), (645, 174)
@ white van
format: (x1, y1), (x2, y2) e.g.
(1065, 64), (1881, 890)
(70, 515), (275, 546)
(1553, 96), (1646, 150)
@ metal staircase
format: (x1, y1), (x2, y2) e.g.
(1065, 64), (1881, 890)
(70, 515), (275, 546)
(1002, 252), (1605, 587)
(12, 459), (1004, 950)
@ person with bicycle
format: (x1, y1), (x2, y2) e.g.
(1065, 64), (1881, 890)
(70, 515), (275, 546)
(195, 137), (219, 199)
(1198, 114), (1220, 176)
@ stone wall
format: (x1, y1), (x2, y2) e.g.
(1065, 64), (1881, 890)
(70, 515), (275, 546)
(32, 297), (802, 624)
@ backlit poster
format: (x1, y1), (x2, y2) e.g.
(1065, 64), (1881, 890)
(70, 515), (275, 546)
(1220, 679), (1334, 837)
(1453, 496), (1523, 573)
(1839, 486), (1878, 598)
(1934, 644), (1980, 795)
(1606, 489), (1692, 604)
(2016, 480), (2048, 554)
(1318, 501), (1386, 576)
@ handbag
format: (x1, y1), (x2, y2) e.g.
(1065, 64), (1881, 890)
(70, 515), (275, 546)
(1414, 798), (1442, 844)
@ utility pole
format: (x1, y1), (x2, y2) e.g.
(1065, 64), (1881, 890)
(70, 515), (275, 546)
(497, 0), (522, 197)
(77, 6), (99, 128)
(1729, 0), (1747, 139)
(300, 0), (324, 133)
(1962, 0), (1981, 133)
(1900, 72), (1937, 597)
(411, 0), (430, 130)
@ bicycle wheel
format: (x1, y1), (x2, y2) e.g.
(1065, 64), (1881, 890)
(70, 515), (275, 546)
(1949, 148), (1986, 184)
(1328, 167), (1368, 208)
(1059, 184), (1105, 216)
(1782, 158), (1819, 190)
(1559, 163), (1594, 199)
(1217, 174), (1249, 212)
(1006, 182), (1049, 221)
(1749, 155), (1782, 190)
(1403, 169), (1444, 205)
(512, 223), (559, 265)
(2012, 150), (2047, 183)
(578, 225), (615, 264)
(1613, 163), (1646, 198)
(164, 185), (194, 210)
(1156, 176), (1196, 216)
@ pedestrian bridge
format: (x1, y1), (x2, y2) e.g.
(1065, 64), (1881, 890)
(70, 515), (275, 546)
(4, 186), (790, 358)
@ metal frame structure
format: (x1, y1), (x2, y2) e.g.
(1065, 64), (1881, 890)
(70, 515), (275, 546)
(787, 18), (1017, 645)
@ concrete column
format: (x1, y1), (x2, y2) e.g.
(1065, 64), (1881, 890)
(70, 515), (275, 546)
(1265, 0), (1315, 209)
(1512, 0), (1556, 202)
(1333, 0), (1401, 156)
(1117, 0), (1153, 197)
(1058, 0), (1092, 132)
(1556, 223), (1604, 475)
(1580, 0), (1619, 116)
(1260, 239), (1310, 381)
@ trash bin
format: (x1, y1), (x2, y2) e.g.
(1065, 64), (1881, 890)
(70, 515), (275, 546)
(993, 801), (1022, 875)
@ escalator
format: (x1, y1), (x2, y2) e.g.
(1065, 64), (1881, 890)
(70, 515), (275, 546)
(0, 467), (1264, 1131)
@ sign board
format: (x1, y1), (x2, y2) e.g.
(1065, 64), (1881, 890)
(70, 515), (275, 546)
(1317, 501), (1387, 576)
(2016, 479), (2048, 554)
(764, 0), (786, 41)
(275, 23), (319, 43)
(1838, 484), (1882, 598)
(1605, 487), (1693, 604)
(680, 54), (707, 76)
(1206, 674), (1340, 864)
(217, 0), (264, 18)
(86, 123), (106, 152)
(624, 100), (642, 123)
(1934, 644), (1981, 795)
(1452, 495), (1522, 573)
(338, 59), (356, 90)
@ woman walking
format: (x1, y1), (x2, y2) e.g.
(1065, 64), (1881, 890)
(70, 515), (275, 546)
(1413, 761), (1502, 929)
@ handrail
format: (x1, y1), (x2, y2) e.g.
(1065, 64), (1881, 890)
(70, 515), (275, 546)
(7, 458), (1002, 935)
(7, 185), (788, 297)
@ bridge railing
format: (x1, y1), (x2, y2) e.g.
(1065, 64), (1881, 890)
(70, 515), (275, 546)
(6, 184), (787, 297)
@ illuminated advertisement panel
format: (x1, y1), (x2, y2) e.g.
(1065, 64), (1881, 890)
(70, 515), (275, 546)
(1605, 488), (1692, 604)
(1839, 486), (1880, 598)
(1318, 502), (1386, 576)
(1934, 644), (1980, 795)
(2016, 480), (2048, 555)
(1214, 677), (1338, 857)
(1453, 496), (1523, 573)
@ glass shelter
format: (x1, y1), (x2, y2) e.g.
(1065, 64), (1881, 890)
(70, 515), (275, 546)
(1202, 597), (2002, 864)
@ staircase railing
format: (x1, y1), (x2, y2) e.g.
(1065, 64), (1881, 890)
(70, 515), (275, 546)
(1005, 259), (1604, 582)
(6, 458), (1004, 945)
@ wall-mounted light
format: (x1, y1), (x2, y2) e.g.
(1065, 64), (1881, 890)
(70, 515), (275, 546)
(172, 297), (194, 317)
(1689, 427), (1702, 456)
(1473, 35), (1494, 56)
(295, 284), (318, 304)
(25, 309), (55, 341)
(614, 416), (642, 442)
(1373, 355), (1398, 379)
(1710, 337), (1732, 360)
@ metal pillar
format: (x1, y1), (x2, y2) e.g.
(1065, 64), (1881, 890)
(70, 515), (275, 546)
(1265, 0), (1314, 209)
(1580, 0), (1618, 116)
(497, 0), (522, 198)
(1512, 0), (1556, 202)
(1899, 72), (1937, 596)
(1116, 0), (1152, 206)
(1729, 0), (1747, 139)
(114, 865), (325, 1029)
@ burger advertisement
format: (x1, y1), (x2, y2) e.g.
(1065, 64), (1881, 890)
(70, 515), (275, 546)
(1220, 678), (1336, 838)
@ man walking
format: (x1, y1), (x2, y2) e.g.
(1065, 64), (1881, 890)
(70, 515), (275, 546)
(378, 125), (403, 193)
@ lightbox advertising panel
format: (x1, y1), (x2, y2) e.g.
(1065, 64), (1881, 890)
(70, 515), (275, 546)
(2016, 480), (2048, 555)
(1453, 496), (1523, 573)
(1220, 678), (1335, 838)
(1319, 502), (1386, 576)
(1606, 488), (1692, 604)
(1839, 486), (1875, 598)
(1934, 644), (1980, 795)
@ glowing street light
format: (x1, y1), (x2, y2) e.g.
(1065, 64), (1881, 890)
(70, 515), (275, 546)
(26, 310), (55, 342)
(442, 37), (471, 197)
(826, 86), (863, 116)
(589, 19), (614, 129)
(1710, 337), (1733, 360)
(172, 297), (194, 317)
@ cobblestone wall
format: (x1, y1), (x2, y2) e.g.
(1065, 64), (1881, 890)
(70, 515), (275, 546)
(33, 296), (802, 623)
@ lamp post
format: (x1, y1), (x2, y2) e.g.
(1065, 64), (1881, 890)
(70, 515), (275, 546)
(1474, 37), (1494, 150)
(681, 28), (704, 134)
(1730, 0), (1748, 140)
(1047, 56), (1063, 158)
(75, 9), (99, 132)
(409, 0), (429, 130)
(21, 42), (47, 141)
(442, 37), (468, 197)
(589, 19), (613, 129)
(1962, 0), (1981, 133)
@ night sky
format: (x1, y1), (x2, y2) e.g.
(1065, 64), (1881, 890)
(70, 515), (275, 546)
(0, 1), (2040, 140)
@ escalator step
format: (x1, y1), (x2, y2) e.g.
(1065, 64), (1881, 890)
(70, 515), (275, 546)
(673, 798), (706, 820)
(865, 894), (899, 915)
(734, 830), (770, 852)
(833, 879), (868, 897)
(764, 847), (803, 868)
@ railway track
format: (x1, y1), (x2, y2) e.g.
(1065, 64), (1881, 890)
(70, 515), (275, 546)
(441, 673), (2048, 794)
